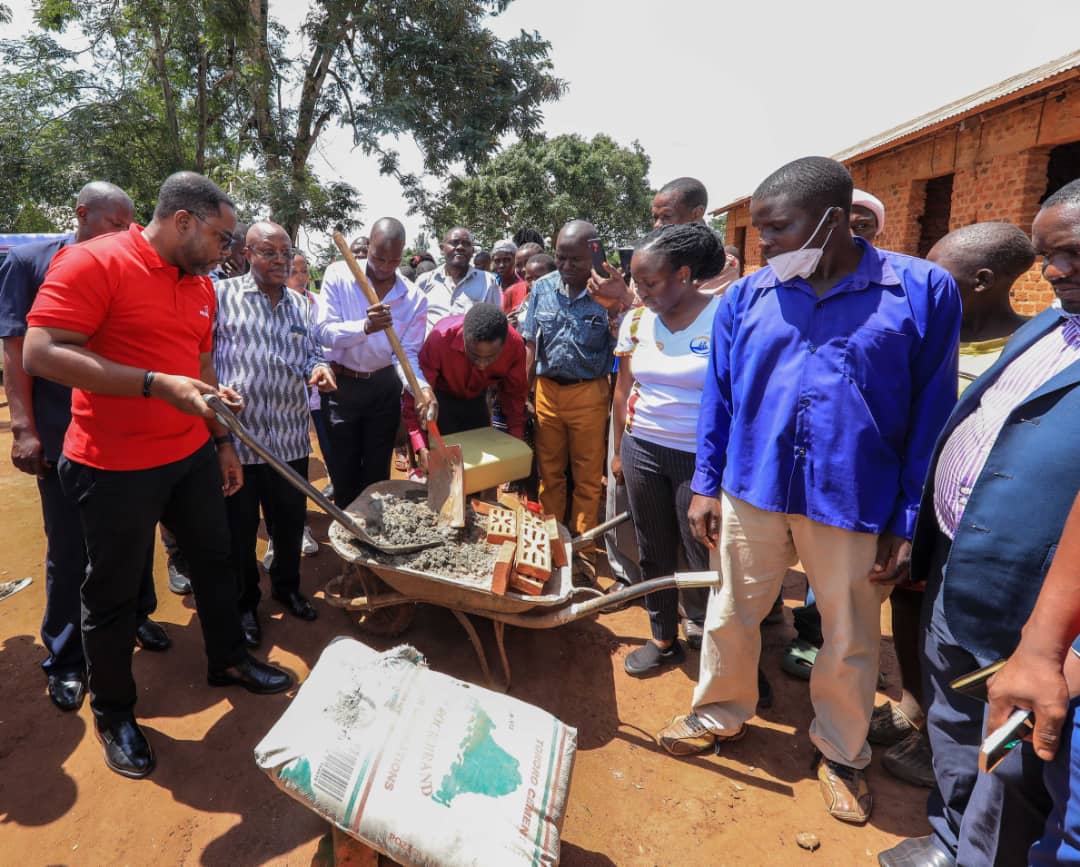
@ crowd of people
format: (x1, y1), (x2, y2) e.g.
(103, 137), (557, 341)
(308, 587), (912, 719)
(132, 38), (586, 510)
(5, 154), (1080, 866)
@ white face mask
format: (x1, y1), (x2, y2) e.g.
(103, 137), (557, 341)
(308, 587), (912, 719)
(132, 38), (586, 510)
(766, 207), (838, 283)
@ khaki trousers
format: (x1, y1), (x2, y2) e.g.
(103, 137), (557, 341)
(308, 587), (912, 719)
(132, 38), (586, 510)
(692, 492), (888, 768)
(534, 376), (610, 550)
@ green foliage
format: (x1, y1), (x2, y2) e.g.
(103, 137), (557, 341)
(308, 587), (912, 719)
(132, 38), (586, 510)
(0, 0), (563, 238)
(709, 212), (728, 239)
(427, 133), (654, 249)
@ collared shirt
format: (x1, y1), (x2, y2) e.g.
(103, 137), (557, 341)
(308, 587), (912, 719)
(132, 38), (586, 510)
(0, 234), (76, 462)
(213, 273), (328, 465)
(27, 224), (214, 471)
(693, 238), (960, 538)
(519, 271), (616, 382)
(416, 264), (501, 333)
(401, 314), (529, 450)
(312, 259), (429, 394)
(934, 316), (1080, 538)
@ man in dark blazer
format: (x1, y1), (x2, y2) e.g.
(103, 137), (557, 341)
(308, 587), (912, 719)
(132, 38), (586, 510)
(879, 180), (1080, 866)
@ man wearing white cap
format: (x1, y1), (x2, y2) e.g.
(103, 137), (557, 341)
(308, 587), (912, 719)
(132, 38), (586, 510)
(851, 189), (886, 243)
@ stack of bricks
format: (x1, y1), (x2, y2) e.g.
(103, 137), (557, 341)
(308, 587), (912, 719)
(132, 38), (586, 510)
(480, 501), (564, 596)
(508, 510), (552, 596)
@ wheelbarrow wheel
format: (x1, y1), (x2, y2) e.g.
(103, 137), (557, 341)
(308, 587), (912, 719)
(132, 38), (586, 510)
(354, 603), (417, 637)
(340, 564), (417, 637)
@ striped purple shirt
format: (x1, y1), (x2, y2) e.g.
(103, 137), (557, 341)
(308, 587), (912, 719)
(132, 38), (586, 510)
(934, 316), (1080, 538)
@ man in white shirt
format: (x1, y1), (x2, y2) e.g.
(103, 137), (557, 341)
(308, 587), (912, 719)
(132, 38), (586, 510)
(416, 226), (501, 333)
(313, 217), (434, 508)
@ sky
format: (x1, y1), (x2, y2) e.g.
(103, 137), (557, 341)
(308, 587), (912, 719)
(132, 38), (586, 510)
(7, 0), (1080, 253)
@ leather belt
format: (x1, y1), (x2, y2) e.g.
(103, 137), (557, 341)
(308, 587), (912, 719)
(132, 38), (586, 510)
(330, 361), (392, 380)
(543, 374), (594, 387)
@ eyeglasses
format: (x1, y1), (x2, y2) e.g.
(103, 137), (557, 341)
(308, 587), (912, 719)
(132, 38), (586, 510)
(187, 211), (236, 249)
(248, 246), (297, 262)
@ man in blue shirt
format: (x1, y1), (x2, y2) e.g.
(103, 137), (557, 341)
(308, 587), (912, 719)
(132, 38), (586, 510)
(0, 181), (171, 712)
(657, 157), (960, 825)
(520, 219), (617, 580)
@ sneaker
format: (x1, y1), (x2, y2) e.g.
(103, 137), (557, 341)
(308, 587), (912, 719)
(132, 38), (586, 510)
(656, 712), (746, 756)
(816, 754), (872, 824)
(301, 526), (319, 556)
(868, 701), (920, 746)
(624, 640), (685, 677)
(261, 540), (274, 571)
(167, 555), (193, 595)
(882, 730), (935, 788)
(682, 619), (703, 650)
(321, 481), (334, 499)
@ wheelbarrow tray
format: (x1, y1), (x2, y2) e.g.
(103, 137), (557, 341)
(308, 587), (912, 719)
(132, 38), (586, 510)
(327, 480), (574, 617)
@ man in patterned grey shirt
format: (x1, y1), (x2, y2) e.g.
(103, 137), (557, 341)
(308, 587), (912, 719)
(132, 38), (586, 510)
(214, 221), (336, 646)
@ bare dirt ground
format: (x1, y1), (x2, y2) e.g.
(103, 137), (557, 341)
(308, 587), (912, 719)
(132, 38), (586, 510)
(0, 389), (929, 866)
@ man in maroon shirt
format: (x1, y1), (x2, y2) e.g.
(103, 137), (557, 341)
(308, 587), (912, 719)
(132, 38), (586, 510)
(402, 303), (527, 470)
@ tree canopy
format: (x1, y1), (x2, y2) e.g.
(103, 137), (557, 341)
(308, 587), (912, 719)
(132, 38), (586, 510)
(427, 133), (654, 248)
(0, 0), (564, 238)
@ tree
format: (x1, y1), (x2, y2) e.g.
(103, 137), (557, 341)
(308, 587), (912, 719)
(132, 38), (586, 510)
(427, 134), (655, 248)
(0, 1), (564, 237)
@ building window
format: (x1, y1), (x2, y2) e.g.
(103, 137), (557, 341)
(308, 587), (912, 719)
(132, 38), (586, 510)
(1041, 141), (1080, 203)
(917, 174), (954, 258)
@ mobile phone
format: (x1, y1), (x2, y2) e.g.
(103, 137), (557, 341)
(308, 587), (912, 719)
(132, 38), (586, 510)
(588, 238), (608, 275)
(950, 659), (1007, 703)
(979, 707), (1035, 773)
(618, 247), (633, 279)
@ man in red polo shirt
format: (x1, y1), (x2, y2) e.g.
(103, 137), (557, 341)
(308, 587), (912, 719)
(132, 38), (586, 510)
(24, 172), (291, 780)
(402, 303), (527, 469)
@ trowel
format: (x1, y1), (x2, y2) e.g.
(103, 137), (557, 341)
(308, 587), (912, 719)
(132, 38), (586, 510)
(332, 232), (466, 527)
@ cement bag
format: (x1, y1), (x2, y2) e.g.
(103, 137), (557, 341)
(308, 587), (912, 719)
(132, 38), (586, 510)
(254, 638), (576, 866)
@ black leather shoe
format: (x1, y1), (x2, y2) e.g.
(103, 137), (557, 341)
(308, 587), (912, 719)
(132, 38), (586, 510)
(96, 718), (155, 778)
(878, 836), (955, 867)
(272, 590), (318, 621)
(239, 609), (261, 648)
(47, 671), (86, 712)
(135, 618), (171, 652)
(208, 654), (292, 694)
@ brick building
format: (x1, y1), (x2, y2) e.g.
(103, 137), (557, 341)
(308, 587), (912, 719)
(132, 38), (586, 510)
(715, 50), (1080, 315)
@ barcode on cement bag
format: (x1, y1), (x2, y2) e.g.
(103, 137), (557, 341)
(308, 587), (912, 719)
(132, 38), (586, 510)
(314, 741), (362, 805)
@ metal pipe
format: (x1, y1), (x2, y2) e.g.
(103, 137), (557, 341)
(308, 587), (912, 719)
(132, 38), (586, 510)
(570, 511), (630, 552)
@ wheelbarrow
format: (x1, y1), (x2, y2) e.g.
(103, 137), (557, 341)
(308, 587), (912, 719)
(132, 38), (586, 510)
(323, 480), (720, 691)
(204, 395), (720, 690)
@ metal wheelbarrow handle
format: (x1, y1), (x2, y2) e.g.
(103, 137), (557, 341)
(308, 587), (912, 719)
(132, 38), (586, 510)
(204, 393), (364, 531)
(570, 512), (630, 552)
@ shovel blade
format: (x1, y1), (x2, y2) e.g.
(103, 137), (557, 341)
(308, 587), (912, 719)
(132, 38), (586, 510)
(427, 443), (466, 527)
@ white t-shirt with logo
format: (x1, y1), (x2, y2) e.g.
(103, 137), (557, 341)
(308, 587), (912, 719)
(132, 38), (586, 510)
(614, 296), (720, 453)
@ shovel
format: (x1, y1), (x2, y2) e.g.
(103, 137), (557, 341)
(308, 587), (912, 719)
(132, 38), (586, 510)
(203, 393), (441, 556)
(332, 231), (466, 527)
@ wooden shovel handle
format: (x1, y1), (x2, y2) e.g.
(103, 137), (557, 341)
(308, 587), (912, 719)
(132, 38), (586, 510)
(331, 231), (425, 400)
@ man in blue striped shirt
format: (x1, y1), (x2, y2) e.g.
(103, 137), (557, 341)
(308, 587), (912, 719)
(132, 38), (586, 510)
(657, 157), (960, 826)
(215, 221), (335, 645)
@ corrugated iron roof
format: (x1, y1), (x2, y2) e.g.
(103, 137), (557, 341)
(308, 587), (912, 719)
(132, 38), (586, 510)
(710, 49), (1080, 215)
(832, 48), (1080, 163)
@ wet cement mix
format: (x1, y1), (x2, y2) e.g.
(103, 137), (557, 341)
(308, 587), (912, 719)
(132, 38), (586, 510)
(362, 493), (496, 583)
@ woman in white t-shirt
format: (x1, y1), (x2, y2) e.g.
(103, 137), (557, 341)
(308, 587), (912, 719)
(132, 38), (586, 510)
(613, 223), (725, 676)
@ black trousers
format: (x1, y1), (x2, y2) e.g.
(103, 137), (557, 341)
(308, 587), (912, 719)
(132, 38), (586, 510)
(226, 458), (308, 612)
(620, 434), (709, 641)
(37, 466), (156, 676)
(890, 584), (925, 709)
(322, 367), (402, 509)
(58, 443), (246, 726)
(434, 389), (489, 436)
